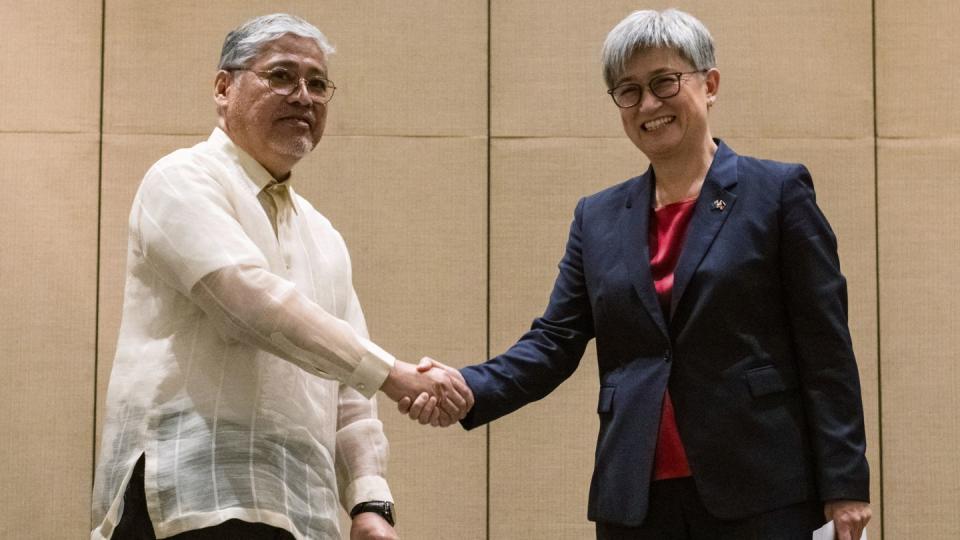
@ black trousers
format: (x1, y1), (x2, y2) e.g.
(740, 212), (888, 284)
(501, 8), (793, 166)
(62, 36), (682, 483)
(112, 455), (295, 540)
(595, 477), (824, 540)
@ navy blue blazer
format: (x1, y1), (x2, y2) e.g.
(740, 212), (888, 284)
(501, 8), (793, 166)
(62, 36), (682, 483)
(460, 140), (869, 526)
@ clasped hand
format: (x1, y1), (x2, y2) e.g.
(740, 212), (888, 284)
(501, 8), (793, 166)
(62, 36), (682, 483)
(381, 357), (473, 427)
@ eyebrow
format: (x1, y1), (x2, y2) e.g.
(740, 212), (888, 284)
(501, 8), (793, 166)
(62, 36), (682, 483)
(263, 60), (327, 77)
(615, 67), (682, 87)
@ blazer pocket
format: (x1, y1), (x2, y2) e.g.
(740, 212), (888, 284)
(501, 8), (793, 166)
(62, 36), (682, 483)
(597, 386), (616, 413)
(744, 365), (794, 398)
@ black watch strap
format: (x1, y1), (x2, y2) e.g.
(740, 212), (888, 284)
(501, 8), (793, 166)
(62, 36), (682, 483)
(350, 500), (395, 526)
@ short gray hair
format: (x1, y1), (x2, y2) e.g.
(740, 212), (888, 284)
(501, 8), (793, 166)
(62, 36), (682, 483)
(601, 9), (715, 89)
(218, 13), (335, 70)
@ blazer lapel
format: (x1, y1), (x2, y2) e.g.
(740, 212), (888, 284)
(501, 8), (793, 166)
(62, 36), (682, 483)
(619, 169), (670, 340)
(669, 141), (739, 319)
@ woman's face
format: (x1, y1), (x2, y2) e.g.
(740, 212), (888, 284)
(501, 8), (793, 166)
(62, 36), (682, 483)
(613, 47), (719, 163)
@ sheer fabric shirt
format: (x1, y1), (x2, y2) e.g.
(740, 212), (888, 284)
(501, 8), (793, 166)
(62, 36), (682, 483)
(91, 128), (395, 539)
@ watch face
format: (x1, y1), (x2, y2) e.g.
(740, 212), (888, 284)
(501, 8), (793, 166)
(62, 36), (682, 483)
(378, 502), (395, 526)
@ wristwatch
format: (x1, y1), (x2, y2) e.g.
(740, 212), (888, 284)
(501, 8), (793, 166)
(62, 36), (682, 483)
(350, 500), (396, 526)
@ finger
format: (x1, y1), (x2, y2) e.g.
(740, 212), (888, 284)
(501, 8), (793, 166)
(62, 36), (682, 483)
(445, 379), (468, 411)
(854, 517), (868, 539)
(436, 409), (455, 427)
(416, 356), (435, 373)
(446, 368), (475, 412)
(397, 396), (412, 414)
(438, 394), (462, 419)
(461, 384), (475, 413)
(418, 396), (438, 425)
(428, 401), (441, 426)
(408, 392), (430, 420)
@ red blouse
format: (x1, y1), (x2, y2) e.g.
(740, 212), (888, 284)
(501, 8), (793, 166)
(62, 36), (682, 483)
(648, 198), (696, 481)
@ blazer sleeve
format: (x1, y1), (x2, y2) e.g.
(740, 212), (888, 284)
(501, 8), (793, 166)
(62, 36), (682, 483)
(460, 197), (596, 428)
(779, 165), (870, 502)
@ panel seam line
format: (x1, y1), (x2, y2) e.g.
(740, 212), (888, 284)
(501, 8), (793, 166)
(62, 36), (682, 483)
(871, 0), (885, 535)
(92, 0), (107, 494)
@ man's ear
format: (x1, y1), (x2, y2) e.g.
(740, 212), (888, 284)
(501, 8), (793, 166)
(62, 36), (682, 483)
(213, 70), (232, 108)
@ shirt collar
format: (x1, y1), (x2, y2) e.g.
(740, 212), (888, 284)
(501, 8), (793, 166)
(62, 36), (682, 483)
(208, 127), (297, 193)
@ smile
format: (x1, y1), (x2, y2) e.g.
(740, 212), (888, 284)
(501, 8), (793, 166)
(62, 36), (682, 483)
(642, 116), (675, 132)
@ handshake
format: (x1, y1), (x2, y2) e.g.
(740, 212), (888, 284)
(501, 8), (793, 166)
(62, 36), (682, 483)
(381, 358), (474, 427)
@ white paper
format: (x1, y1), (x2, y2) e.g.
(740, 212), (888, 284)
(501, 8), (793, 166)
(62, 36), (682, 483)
(812, 520), (867, 540)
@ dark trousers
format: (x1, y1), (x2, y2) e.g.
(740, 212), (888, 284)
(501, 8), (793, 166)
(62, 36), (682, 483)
(113, 455), (295, 540)
(595, 477), (824, 540)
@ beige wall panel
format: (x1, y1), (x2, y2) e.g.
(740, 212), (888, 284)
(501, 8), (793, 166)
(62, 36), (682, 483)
(876, 1), (960, 138)
(96, 133), (203, 453)
(295, 135), (488, 537)
(488, 137), (646, 539)
(102, 1), (486, 137)
(0, 133), (99, 538)
(878, 138), (960, 539)
(95, 134), (488, 537)
(0, 2), (101, 132)
(728, 136), (882, 538)
(491, 0), (872, 139)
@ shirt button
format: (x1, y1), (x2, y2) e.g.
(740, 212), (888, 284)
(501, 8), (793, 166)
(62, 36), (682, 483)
(357, 383), (366, 391)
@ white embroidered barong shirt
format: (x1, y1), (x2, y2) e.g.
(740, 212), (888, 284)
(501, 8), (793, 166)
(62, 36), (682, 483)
(91, 128), (395, 539)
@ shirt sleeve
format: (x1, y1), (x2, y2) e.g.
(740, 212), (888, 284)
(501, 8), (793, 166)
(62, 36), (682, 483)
(314, 217), (393, 510)
(779, 165), (870, 502)
(135, 159), (394, 397)
(190, 266), (394, 397)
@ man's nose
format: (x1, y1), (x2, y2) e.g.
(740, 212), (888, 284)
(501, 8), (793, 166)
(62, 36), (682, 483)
(287, 78), (313, 105)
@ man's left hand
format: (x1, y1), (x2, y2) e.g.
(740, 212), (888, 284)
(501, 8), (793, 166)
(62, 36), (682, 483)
(824, 500), (870, 540)
(350, 512), (399, 540)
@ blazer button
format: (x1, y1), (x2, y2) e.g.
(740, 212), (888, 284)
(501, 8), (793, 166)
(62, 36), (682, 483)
(663, 350), (672, 362)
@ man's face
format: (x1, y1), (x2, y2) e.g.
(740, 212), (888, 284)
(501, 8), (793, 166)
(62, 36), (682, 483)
(216, 34), (329, 178)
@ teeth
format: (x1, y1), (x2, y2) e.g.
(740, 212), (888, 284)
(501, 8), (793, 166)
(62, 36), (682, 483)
(643, 116), (674, 131)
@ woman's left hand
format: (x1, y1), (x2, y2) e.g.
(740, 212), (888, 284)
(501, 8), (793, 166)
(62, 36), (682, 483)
(824, 500), (871, 540)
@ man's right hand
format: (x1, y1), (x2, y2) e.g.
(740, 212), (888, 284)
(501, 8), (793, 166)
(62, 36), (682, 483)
(380, 358), (472, 425)
(396, 358), (474, 427)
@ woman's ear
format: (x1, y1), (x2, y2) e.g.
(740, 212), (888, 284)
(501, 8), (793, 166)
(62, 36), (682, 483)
(705, 68), (720, 108)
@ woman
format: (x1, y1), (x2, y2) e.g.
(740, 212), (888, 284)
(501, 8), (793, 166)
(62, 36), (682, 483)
(405, 9), (871, 540)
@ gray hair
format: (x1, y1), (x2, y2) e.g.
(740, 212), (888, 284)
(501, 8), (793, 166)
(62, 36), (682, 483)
(601, 9), (715, 89)
(218, 13), (335, 70)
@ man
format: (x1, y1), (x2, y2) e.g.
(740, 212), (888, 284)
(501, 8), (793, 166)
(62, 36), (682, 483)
(91, 13), (470, 540)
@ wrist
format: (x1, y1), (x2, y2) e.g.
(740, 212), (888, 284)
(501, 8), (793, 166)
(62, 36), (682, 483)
(350, 500), (396, 526)
(381, 360), (413, 400)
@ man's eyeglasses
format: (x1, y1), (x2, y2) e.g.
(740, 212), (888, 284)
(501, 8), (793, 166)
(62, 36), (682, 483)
(231, 67), (336, 104)
(607, 70), (707, 109)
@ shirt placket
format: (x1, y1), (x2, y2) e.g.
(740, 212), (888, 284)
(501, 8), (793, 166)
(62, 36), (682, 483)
(267, 183), (298, 274)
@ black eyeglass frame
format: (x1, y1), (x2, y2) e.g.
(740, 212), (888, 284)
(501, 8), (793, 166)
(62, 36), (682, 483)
(606, 69), (708, 109)
(228, 67), (337, 104)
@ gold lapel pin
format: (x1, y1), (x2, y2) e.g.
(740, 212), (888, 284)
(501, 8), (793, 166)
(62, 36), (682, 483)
(712, 199), (726, 211)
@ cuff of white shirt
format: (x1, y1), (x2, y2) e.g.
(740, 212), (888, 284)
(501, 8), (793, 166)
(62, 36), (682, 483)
(345, 336), (395, 399)
(343, 474), (394, 513)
